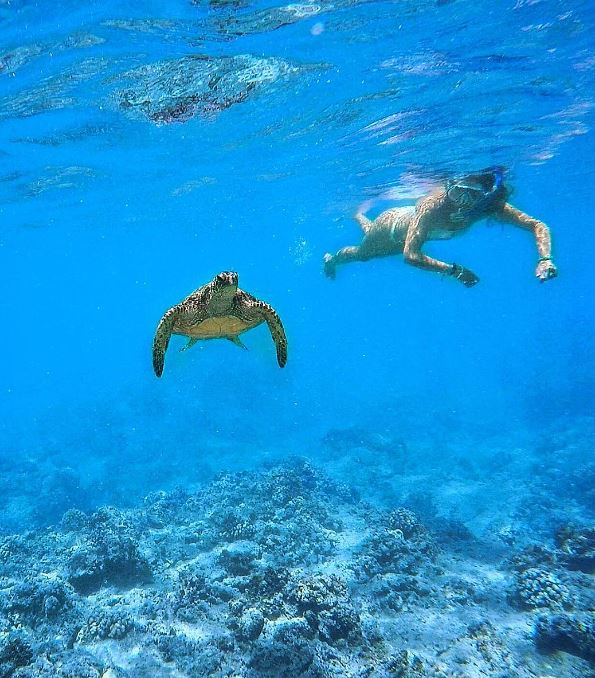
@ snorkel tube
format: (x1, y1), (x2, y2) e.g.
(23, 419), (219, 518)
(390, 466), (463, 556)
(478, 167), (508, 214)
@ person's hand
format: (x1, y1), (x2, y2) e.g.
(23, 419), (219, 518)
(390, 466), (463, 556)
(451, 263), (479, 287)
(323, 253), (336, 280)
(535, 258), (557, 282)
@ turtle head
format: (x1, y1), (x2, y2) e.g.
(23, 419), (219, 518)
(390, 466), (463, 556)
(212, 272), (239, 305)
(213, 271), (238, 289)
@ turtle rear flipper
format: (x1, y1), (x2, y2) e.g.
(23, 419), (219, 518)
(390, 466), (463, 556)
(227, 335), (248, 350)
(153, 307), (178, 377)
(181, 337), (200, 352)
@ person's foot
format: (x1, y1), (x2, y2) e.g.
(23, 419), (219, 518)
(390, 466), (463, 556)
(323, 253), (336, 280)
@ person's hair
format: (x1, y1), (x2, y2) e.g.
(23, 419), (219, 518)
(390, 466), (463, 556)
(462, 172), (499, 192)
(452, 169), (510, 216)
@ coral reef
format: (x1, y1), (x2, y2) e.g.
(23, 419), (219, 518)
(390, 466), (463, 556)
(1, 576), (74, 625)
(515, 567), (573, 611)
(286, 573), (361, 643)
(555, 525), (595, 573)
(0, 459), (591, 677)
(74, 609), (134, 643)
(66, 508), (152, 594)
(0, 633), (33, 678)
(356, 507), (437, 579)
(536, 613), (595, 662)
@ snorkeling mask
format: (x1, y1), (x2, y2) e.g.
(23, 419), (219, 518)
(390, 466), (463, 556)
(446, 169), (506, 219)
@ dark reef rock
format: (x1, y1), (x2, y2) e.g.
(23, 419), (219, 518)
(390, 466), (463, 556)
(237, 607), (265, 641)
(142, 487), (192, 529)
(66, 536), (150, 594)
(0, 534), (28, 570)
(243, 563), (291, 601)
(508, 543), (557, 572)
(371, 572), (431, 612)
(555, 525), (595, 573)
(317, 604), (361, 644)
(60, 509), (89, 532)
(383, 649), (426, 676)
(356, 508), (437, 578)
(1, 576), (74, 625)
(286, 573), (361, 643)
(212, 508), (256, 542)
(218, 541), (261, 576)
(196, 461), (344, 567)
(249, 618), (315, 676)
(386, 508), (427, 539)
(0, 632), (33, 677)
(12, 649), (106, 677)
(535, 612), (595, 662)
(66, 509), (151, 593)
(175, 571), (227, 620)
(431, 516), (474, 546)
(287, 573), (348, 613)
(154, 632), (224, 675)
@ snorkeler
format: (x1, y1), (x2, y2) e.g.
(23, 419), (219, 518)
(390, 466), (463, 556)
(323, 170), (557, 286)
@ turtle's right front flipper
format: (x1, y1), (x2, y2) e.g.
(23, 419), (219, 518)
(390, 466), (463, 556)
(260, 303), (288, 368)
(152, 307), (178, 377)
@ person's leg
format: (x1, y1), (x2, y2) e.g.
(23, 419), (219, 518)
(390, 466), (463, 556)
(355, 211), (373, 235)
(323, 246), (364, 279)
(324, 208), (408, 279)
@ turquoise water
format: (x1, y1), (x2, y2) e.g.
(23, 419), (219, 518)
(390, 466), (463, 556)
(0, 1), (594, 675)
(2, 0), (593, 486)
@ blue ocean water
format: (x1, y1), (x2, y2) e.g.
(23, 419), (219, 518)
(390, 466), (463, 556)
(0, 0), (594, 675)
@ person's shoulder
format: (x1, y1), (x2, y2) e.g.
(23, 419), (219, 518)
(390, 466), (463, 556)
(416, 188), (446, 212)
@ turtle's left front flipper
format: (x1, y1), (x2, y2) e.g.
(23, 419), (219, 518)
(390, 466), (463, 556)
(260, 303), (287, 368)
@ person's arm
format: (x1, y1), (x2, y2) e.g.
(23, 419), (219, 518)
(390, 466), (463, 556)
(494, 203), (557, 282)
(403, 193), (479, 287)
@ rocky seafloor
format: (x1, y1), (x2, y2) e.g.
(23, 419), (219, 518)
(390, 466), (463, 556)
(1, 420), (594, 678)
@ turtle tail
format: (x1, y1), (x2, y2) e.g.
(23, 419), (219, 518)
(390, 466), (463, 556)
(152, 307), (178, 377)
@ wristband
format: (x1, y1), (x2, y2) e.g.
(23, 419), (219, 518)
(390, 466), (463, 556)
(450, 263), (464, 280)
(537, 256), (552, 263)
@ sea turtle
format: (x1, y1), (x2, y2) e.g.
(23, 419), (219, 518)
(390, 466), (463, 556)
(152, 271), (288, 377)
